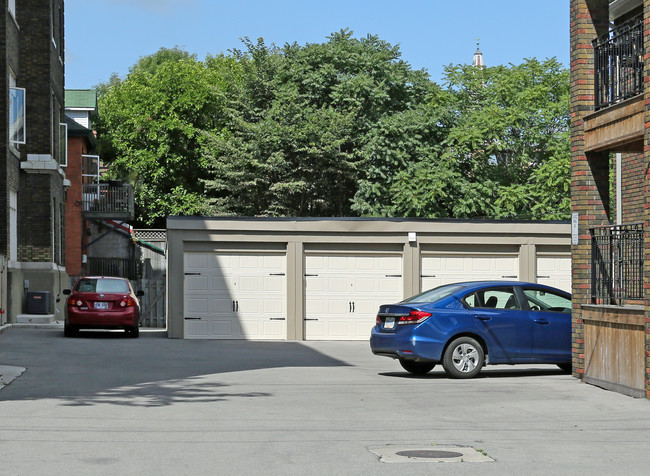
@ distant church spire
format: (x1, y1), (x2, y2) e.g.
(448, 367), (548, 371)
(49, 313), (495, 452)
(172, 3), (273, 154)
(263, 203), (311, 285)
(472, 38), (484, 67)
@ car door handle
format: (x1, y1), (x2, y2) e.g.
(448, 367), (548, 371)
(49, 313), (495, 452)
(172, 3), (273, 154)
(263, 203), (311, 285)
(474, 315), (491, 321)
(534, 319), (550, 325)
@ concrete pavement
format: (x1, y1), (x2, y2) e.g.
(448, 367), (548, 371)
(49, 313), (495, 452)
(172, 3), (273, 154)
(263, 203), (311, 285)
(1, 326), (649, 475)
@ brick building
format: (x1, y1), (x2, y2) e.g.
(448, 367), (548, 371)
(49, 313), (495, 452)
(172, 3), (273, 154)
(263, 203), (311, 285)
(570, 0), (650, 397)
(1, 0), (68, 322)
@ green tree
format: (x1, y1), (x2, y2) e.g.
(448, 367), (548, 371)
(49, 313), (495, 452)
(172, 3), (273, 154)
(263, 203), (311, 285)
(96, 48), (229, 226)
(202, 31), (435, 216)
(353, 58), (570, 220)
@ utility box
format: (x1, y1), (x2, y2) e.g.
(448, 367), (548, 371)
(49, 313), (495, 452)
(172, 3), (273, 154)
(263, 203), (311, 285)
(25, 291), (51, 315)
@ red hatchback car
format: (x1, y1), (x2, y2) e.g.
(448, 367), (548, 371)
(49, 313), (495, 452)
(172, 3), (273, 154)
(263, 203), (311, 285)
(63, 277), (144, 338)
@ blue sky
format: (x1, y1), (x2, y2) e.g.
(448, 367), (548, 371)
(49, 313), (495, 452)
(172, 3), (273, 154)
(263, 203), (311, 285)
(65, 0), (569, 89)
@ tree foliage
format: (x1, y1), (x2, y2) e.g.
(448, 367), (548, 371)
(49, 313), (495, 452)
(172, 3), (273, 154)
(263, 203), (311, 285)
(96, 35), (570, 226)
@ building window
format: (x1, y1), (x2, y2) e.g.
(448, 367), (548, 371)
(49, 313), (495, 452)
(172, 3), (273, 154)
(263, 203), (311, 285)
(60, 123), (68, 166)
(9, 87), (26, 144)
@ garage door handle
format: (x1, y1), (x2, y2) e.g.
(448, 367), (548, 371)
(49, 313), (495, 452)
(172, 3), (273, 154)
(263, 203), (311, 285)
(537, 275), (550, 279)
(502, 275), (517, 278)
(270, 273), (285, 276)
(269, 318), (286, 321)
(304, 274), (318, 277)
(233, 300), (239, 312)
(385, 274), (402, 277)
(534, 319), (550, 325)
(185, 272), (201, 276)
(421, 275), (436, 278)
(305, 318), (318, 321)
(184, 317), (201, 320)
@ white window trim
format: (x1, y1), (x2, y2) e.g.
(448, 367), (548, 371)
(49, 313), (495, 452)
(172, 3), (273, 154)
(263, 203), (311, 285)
(9, 87), (26, 145)
(59, 123), (68, 167)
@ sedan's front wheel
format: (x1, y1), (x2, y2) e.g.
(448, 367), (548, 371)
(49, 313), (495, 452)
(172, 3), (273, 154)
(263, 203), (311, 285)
(399, 359), (435, 375)
(442, 337), (484, 379)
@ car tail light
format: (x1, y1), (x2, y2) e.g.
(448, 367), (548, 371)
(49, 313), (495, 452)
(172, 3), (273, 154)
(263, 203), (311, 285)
(68, 297), (84, 308)
(397, 310), (432, 325)
(376, 315), (381, 326)
(120, 298), (135, 307)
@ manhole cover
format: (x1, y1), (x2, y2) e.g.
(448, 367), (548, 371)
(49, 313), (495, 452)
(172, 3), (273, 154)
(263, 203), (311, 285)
(368, 445), (494, 463)
(396, 450), (463, 459)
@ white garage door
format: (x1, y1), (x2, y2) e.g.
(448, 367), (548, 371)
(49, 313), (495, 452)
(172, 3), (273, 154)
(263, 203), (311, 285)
(420, 254), (519, 292)
(536, 255), (571, 293)
(304, 254), (403, 340)
(184, 252), (286, 339)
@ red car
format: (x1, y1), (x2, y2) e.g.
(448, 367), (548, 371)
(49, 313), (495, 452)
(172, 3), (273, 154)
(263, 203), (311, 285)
(63, 276), (144, 338)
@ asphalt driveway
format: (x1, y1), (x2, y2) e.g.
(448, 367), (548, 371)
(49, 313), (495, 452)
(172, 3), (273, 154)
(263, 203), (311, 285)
(1, 327), (650, 475)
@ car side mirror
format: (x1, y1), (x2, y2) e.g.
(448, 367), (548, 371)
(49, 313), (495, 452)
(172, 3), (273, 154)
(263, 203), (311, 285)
(62, 289), (71, 295)
(136, 290), (144, 297)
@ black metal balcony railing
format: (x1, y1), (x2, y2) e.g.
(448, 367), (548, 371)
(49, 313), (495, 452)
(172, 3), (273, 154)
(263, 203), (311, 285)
(591, 223), (643, 305)
(593, 14), (644, 110)
(82, 183), (134, 218)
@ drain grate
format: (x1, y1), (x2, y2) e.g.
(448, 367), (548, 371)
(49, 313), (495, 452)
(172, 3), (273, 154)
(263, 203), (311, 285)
(368, 445), (494, 463)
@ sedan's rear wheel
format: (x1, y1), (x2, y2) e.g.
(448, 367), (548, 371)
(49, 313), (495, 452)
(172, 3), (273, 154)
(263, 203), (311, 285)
(399, 359), (435, 375)
(442, 337), (485, 379)
(63, 324), (78, 338)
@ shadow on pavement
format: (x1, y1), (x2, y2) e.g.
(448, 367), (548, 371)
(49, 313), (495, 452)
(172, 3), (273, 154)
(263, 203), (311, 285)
(380, 367), (569, 379)
(0, 328), (350, 406)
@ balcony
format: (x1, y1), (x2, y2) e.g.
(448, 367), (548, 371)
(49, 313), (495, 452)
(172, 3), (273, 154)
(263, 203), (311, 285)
(590, 223), (643, 305)
(593, 14), (643, 111)
(584, 14), (644, 153)
(82, 182), (134, 220)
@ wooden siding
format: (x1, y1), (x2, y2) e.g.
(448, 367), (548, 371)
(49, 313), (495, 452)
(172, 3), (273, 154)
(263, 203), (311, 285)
(583, 306), (645, 397)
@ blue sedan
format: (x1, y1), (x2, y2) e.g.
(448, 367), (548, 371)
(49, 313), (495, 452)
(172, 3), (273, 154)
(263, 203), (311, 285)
(370, 281), (572, 378)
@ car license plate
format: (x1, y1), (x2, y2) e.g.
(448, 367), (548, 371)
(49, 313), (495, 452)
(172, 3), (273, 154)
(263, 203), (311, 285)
(94, 302), (108, 310)
(384, 317), (395, 329)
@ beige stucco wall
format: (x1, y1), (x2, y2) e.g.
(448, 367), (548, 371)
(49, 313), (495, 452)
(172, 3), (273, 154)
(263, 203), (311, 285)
(166, 217), (571, 340)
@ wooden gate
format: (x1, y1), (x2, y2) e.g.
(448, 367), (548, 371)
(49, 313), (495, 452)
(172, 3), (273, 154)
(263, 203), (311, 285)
(137, 278), (166, 328)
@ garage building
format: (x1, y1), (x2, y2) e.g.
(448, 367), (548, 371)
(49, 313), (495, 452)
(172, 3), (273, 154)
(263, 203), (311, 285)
(167, 217), (570, 340)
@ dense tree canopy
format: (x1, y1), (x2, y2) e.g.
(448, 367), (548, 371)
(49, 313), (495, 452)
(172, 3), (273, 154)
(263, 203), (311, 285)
(95, 33), (570, 227)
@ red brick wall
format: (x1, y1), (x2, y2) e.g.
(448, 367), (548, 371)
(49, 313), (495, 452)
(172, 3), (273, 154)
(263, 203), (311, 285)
(64, 136), (86, 277)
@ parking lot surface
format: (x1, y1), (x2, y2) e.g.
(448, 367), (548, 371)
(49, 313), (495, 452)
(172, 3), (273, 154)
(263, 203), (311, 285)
(1, 327), (650, 475)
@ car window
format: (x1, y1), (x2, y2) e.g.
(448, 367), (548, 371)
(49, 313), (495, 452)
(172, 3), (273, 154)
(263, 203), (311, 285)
(463, 287), (519, 310)
(402, 284), (465, 304)
(523, 288), (571, 313)
(75, 278), (129, 293)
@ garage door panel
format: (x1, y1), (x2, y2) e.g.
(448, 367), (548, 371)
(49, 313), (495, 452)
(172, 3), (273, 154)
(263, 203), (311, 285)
(262, 298), (284, 314)
(327, 298), (351, 315)
(537, 256), (571, 292)
(211, 297), (234, 314)
(185, 276), (209, 292)
(421, 255), (519, 292)
(186, 297), (208, 314)
(184, 319), (210, 338)
(238, 275), (261, 293)
(213, 319), (237, 337)
(305, 253), (403, 340)
(184, 252), (286, 340)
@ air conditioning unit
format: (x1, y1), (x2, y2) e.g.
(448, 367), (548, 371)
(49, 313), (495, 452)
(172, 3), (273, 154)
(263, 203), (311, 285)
(25, 291), (51, 315)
